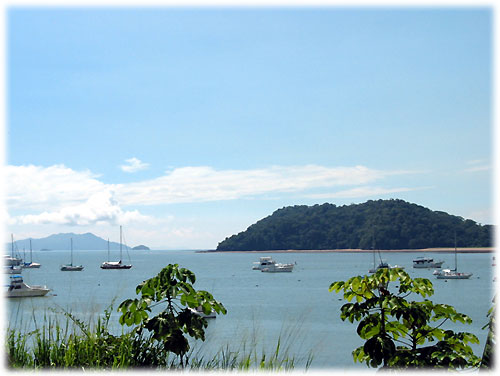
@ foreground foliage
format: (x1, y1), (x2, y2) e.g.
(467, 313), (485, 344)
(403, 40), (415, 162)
(118, 264), (227, 366)
(329, 268), (481, 370)
(6, 309), (307, 370)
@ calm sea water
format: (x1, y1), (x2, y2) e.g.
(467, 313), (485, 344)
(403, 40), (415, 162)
(5, 249), (495, 370)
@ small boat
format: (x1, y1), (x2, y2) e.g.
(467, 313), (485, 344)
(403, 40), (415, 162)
(4, 255), (22, 266)
(253, 256), (276, 270)
(368, 249), (404, 273)
(261, 263), (294, 272)
(101, 227), (132, 270)
(22, 239), (41, 269)
(6, 276), (50, 298)
(436, 268), (472, 280)
(60, 238), (84, 271)
(435, 233), (472, 280)
(5, 234), (22, 266)
(4, 265), (22, 274)
(412, 256), (444, 269)
(253, 256), (294, 272)
(189, 306), (216, 319)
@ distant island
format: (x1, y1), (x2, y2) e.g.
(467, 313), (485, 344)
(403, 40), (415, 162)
(7, 232), (150, 252)
(132, 245), (150, 250)
(216, 199), (493, 251)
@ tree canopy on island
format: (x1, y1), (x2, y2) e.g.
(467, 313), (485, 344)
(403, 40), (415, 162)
(216, 199), (492, 251)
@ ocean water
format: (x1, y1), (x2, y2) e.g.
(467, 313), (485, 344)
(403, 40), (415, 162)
(5, 249), (495, 370)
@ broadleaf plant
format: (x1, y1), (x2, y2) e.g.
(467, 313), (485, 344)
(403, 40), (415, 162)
(329, 268), (480, 370)
(118, 264), (226, 367)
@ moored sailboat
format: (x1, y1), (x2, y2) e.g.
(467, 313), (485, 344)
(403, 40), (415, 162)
(5, 234), (22, 267)
(60, 238), (84, 271)
(101, 226), (132, 270)
(22, 239), (41, 269)
(435, 234), (472, 279)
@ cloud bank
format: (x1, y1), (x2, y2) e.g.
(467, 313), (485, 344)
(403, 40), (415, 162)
(6, 163), (419, 226)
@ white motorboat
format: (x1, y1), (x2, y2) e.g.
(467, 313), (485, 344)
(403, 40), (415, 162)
(412, 257), (444, 269)
(22, 239), (41, 269)
(101, 227), (132, 270)
(60, 238), (84, 271)
(261, 263), (294, 272)
(435, 234), (472, 280)
(253, 256), (294, 272)
(6, 276), (50, 298)
(253, 256), (276, 270)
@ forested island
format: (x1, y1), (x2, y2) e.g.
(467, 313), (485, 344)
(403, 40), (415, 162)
(216, 199), (493, 251)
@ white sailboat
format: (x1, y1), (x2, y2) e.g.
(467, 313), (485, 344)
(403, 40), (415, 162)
(101, 226), (132, 269)
(5, 234), (22, 274)
(22, 239), (41, 268)
(5, 234), (22, 267)
(435, 234), (472, 279)
(60, 238), (84, 271)
(368, 249), (404, 273)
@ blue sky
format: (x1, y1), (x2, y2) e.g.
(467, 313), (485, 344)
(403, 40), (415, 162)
(5, 7), (493, 249)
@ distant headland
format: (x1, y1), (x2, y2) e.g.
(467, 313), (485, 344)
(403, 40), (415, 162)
(7, 232), (150, 251)
(216, 199), (493, 252)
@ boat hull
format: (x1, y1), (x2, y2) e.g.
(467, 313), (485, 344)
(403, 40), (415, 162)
(101, 263), (132, 269)
(261, 265), (294, 272)
(436, 273), (473, 279)
(23, 263), (41, 269)
(5, 266), (22, 274)
(4, 257), (22, 266)
(61, 265), (84, 271)
(7, 288), (50, 298)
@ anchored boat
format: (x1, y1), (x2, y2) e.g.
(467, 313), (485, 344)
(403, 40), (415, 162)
(60, 238), (84, 271)
(101, 226), (132, 270)
(253, 256), (294, 272)
(412, 256), (444, 269)
(6, 276), (50, 298)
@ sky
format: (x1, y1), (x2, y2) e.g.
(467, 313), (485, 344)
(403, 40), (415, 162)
(4, 6), (494, 249)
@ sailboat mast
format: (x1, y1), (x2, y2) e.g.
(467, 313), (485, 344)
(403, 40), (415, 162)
(30, 239), (33, 263)
(107, 238), (110, 262)
(71, 238), (73, 266)
(11, 234), (14, 257)
(454, 232), (458, 272)
(120, 225), (122, 261)
(372, 233), (376, 268)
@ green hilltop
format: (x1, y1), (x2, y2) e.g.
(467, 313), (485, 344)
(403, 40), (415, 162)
(216, 199), (493, 251)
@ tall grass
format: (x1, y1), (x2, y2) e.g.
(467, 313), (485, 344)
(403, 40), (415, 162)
(6, 305), (314, 370)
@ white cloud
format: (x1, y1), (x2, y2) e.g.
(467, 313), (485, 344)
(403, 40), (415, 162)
(11, 190), (153, 226)
(5, 164), (107, 210)
(5, 163), (420, 227)
(120, 157), (149, 173)
(115, 165), (415, 206)
(463, 165), (490, 173)
(463, 159), (490, 173)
